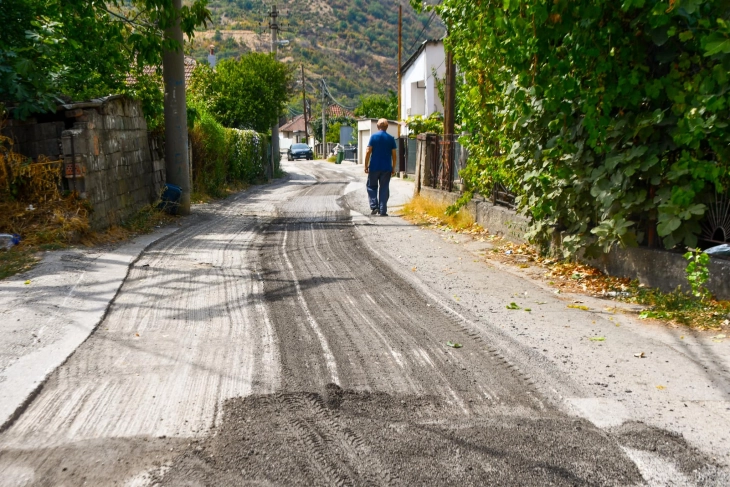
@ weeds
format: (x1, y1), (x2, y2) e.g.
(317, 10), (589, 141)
(0, 247), (37, 280)
(402, 195), (485, 233)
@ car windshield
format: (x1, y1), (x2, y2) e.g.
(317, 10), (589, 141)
(292, 144), (309, 150)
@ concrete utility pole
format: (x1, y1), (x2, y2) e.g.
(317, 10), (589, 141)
(321, 79), (327, 158)
(301, 64), (308, 144)
(162, 0), (191, 215)
(268, 4), (280, 177)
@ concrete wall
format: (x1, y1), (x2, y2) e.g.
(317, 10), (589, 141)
(61, 97), (165, 230)
(3, 120), (65, 161)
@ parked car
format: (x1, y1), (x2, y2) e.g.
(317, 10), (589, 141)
(288, 143), (314, 160)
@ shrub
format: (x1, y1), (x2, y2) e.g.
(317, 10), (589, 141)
(189, 106), (267, 197)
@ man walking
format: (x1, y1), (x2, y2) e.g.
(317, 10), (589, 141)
(364, 118), (397, 216)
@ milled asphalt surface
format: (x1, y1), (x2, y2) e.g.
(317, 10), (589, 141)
(0, 159), (728, 486)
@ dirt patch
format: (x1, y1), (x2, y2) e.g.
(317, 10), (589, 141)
(159, 385), (643, 486)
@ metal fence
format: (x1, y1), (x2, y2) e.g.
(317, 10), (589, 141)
(406, 138), (417, 174)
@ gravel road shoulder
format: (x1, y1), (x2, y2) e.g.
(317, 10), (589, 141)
(337, 165), (730, 473)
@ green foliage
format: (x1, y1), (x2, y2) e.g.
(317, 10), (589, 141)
(405, 112), (443, 136)
(684, 248), (711, 301)
(123, 72), (165, 133)
(189, 105), (267, 197)
(0, 0), (210, 119)
(428, 0), (730, 257)
(188, 54), (292, 133)
(354, 91), (398, 120)
(310, 116), (356, 144)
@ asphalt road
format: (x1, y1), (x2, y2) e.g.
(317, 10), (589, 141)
(0, 160), (724, 486)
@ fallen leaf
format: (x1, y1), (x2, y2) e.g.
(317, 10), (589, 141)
(567, 304), (590, 311)
(524, 308), (532, 312)
(411, 267), (417, 272)
(634, 352), (645, 358)
(536, 301), (547, 305)
(711, 334), (727, 339)
(656, 385), (666, 390)
(446, 341), (462, 348)
(135, 333), (140, 337)
(506, 302), (521, 310)
(24, 280), (31, 285)
(589, 337), (606, 342)
(680, 335), (684, 339)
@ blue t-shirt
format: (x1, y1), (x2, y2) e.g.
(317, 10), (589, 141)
(367, 130), (397, 172)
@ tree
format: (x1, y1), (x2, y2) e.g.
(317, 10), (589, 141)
(188, 53), (292, 133)
(0, 0), (210, 119)
(354, 91), (397, 120)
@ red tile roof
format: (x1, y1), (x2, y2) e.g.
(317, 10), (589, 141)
(280, 114), (307, 133)
(125, 56), (198, 86)
(327, 104), (355, 118)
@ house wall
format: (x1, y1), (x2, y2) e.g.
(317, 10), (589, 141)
(424, 42), (445, 116)
(400, 41), (446, 136)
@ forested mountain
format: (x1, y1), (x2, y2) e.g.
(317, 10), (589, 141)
(188, 0), (444, 108)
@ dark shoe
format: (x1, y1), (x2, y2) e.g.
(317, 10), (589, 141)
(371, 208), (379, 215)
(379, 213), (389, 217)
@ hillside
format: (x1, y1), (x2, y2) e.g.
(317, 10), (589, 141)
(188, 0), (444, 108)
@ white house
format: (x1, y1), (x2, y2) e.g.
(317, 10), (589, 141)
(400, 39), (445, 136)
(357, 119), (399, 166)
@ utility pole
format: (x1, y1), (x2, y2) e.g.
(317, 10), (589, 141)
(301, 64), (308, 144)
(442, 48), (456, 192)
(397, 3), (402, 137)
(321, 79), (327, 159)
(162, 0), (190, 215)
(268, 4), (280, 177)
(397, 3), (403, 173)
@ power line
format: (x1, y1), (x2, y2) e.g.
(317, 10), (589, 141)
(322, 78), (357, 111)
(406, 11), (436, 55)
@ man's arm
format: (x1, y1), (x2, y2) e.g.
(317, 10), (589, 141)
(365, 146), (372, 173)
(391, 149), (397, 176)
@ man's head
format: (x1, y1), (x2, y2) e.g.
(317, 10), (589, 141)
(209, 45), (215, 54)
(376, 118), (389, 130)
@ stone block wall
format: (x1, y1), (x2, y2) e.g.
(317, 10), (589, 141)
(3, 96), (165, 231)
(3, 119), (65, 160)
(61, 97), (165, 230)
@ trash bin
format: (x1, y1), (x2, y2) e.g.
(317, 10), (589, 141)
(158, 183), (182, 215)
(336, 150), (344, 164)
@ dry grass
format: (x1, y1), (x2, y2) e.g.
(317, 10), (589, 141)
(401, 195), (486, 234)
(1, 130), (177, 279)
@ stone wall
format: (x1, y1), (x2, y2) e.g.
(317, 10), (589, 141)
(3, 120), (65, 161)
(3, 96), (165, 231)
(60, 97), (165, 230)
